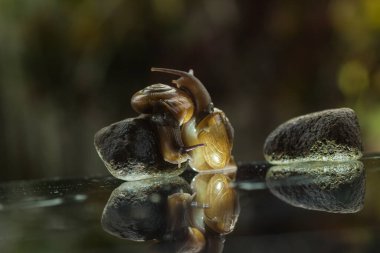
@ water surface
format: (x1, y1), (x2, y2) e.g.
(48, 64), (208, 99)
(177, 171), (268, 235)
(0, 156), (380, 252)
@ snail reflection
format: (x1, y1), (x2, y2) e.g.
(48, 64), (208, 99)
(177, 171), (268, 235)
(266, 161), (365, 213)
(190, 172), (239, 235)
(101, 171), (239, 253)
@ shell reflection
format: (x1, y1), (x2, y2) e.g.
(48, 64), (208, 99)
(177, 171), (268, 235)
(266, 161), (365, 213)
(200, 174), (240, 234)
(101, 170), (240, 252)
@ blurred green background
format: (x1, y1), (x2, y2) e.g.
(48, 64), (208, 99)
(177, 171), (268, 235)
(1, 0), (380, 181)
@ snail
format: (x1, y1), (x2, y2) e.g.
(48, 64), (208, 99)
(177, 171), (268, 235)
(94, 67), (234, 181)
(150, 68), (234, 171)
(131, 83), (203, 165)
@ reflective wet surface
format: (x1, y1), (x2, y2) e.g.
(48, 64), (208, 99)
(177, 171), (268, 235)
(1, 156), (380, 252)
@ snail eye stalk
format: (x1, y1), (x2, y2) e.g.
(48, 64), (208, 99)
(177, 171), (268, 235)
(151, 67), (213, 116)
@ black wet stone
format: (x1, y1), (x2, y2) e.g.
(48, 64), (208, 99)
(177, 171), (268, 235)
(263, 108), (363, 164)
(94, 116), (187, 181)
(101, 176), (191, 241)
(266, 161), (365, 213)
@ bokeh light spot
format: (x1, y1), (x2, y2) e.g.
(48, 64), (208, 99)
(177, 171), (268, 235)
(363, 0), (380, 30)
(152, 0), (184, 22)
(338, 61), (369, 97)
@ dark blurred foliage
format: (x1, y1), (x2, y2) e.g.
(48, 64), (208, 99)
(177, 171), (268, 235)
(1, 0), (380, 181)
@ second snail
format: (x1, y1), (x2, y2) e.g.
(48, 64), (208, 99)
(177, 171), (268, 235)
(94, 68), (235, 180)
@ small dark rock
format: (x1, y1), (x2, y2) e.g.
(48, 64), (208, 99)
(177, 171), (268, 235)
(94, 116), (187, 181)
(263, 108), (363, 164)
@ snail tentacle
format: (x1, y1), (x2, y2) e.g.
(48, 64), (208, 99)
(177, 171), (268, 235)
(180, 143), (206, 153)
(151, 67), (212, 116)
(156, 122), (189, 164)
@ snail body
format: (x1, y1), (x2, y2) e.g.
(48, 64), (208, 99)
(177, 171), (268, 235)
(131, 83), (202, 165)
(151, 68), (234, 171)
(182, 109), (234, 171)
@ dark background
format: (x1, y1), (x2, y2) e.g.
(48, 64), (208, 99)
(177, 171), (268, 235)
(1, 0), (380, 181)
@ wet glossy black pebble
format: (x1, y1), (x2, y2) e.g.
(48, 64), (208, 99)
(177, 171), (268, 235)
(94, 116), (187, 181)
(263, 108), (363, 164)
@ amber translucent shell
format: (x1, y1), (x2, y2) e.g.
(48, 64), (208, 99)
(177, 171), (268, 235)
(203, 174), (240, 234)
(182, 110), (234, 171)
(131, 83), (194, 125)
(198, 112), (232, 168)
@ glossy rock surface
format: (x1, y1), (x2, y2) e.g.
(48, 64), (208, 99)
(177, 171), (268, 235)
(263, 108), (363, 164)
(94, 117), (187, 181)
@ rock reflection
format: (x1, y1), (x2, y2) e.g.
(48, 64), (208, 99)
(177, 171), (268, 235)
(266, 161), (365, 213)
(101, 176), (192, 241)
(101, 170), (240, 253)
